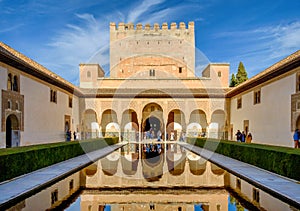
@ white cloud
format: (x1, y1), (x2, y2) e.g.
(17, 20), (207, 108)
(127, 0), (166, 23)
(216, 21), (300, 77)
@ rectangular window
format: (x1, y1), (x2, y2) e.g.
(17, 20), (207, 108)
(69, 97), (72, 108)
(179, 67), (182, 73)
(236, 178), (241, 190)
(69, 179), (74, 192)
(149, 69), (155, 76)
(237, 98), (242, 109)
(50, 89), (57, 103)
(253, 188), (260, 203)
(218, 71), (222, 77)
(254, 90), (261, 104)
(51, 189), (58, 204)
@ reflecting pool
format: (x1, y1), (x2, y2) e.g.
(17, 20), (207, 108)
(6, 143), (297, 211)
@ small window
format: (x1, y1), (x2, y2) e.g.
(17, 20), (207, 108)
(69, 97), (72, 108)
(218, 71), (222, 77)
(50, 89), (57, 103)
(87, 71), (91, 78)
(149, 69), (155, 77)
(7, 73), (12, 90)
(254, 90), (261, 104)
(8, 100), (11, 109)
(51, 189), (58, 204)
(147, 41), (149, 45)
(237, 98), (242, 109)
(16, 101), (19, 110)
(179, 67), (182, 73)
(236, 178), (241, 190)
(13, 75), (18, 92)
(69, 179), (74, 192)
(253, 188), (260, 203)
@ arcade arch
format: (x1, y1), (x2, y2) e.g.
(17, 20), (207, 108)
(209, 110), (226, 139)
(6, 114), (20, 148)
(101, 109), (119, 137)
(82, 109), (100, 139)
(187, 110), (208, 137)
(167, 109), (186, 141)
(142, 103), (164, 140)
(121, 109), (139, 142)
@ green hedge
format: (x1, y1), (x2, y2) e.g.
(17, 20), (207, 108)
(187, 138), (300, 181)
(0, 137), (118, 183)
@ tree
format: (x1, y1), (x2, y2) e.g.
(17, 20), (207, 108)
(236, 62), (248, 85)
(229, 73), (237, 87)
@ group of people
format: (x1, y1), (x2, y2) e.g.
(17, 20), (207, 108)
(235, 130), (252, 143)
(65, 130), (78, 142)
(293, 129), (300, 148)
(143, 143), (162, 158)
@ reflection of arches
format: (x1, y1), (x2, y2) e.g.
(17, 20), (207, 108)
(6, 114), (20, 148)
(187, 152), (206, 175)
(84, 163), (98, 176)
(83, 109), (99, 139)
(121, 153), (139, 175)
(211, 163), (225, 175)
(210, 110), (226, 139)
(166, 150), (186, 175)
(101, 152), (120, 176)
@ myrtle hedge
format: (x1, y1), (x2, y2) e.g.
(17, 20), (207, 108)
(0, 137), (118, 183)
(187, 138), (300, 181)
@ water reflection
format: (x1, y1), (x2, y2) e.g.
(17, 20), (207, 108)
(6, 143), (295, 211)
(84, 143), (225, 187)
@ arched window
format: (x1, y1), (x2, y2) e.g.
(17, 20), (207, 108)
(87, 71), (91, 78)
(13, 75), (18, 91)
(7, 73), (12, 90)
(8, 100), (11, 109)
(16, 101), (19, 110)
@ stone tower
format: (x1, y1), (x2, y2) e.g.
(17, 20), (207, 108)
(109, 22), (195, 78)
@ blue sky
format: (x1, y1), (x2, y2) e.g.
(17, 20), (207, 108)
(0, 0), (299, 84)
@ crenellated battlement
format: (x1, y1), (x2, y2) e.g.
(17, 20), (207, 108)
(110, 21), (195, 78)
(110, 21), (194, 31)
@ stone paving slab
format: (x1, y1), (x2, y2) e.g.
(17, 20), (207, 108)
(0, 142), (125, 209)
(179, 142), (300, 209)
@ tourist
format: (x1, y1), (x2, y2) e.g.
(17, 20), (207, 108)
(293, 129), (299, 148)
(73, 131), (77, 140)
(246, 132), (252, 143)
(241, 131), (246, 142)
(235, 130), (242, 142)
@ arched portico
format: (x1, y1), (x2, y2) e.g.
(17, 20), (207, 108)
(6, 114), (20, 148)
(142, 103), (164, 140)
(101, 109), (119, 137)
(121, 109), (139, 141)
(209, 110), (226, 139)
(167, 109), (186, 141)
(82, 109), (100, 139)
(187, 109), (208, 137)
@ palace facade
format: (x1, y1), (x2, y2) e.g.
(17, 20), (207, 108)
(0, 22), (299, 148)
